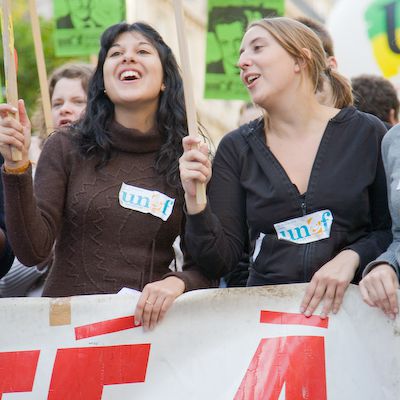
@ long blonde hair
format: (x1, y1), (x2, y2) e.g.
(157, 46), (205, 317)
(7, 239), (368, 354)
(248, 17), (352, 108)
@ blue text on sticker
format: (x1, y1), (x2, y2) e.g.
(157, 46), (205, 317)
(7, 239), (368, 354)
(274, 210), (333, 244)
(119, 183), (175, 221)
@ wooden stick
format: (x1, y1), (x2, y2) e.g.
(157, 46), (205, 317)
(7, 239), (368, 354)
(173, 0), (207, 204)
(28, 0), (53, 135)
(0, 0), (22, 161)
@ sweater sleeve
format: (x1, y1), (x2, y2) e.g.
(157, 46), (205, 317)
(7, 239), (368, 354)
(345, 120), (392, 280)
(184, 131), (248, 280)
(2, 132), (70, 266)
(363, 126), (400, 279)
(163, 212), (219, 291)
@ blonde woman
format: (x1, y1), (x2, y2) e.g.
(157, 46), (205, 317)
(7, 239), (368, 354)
(180, 17), (391, 318)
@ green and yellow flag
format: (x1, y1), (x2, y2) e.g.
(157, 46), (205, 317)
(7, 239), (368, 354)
(365, 0), (400, 78)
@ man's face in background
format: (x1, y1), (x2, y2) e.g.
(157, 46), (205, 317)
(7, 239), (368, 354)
(67, 0), (91, 20)
(214, 21), (244, 75)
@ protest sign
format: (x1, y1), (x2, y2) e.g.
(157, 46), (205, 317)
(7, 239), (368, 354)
(204, 0), (284, 100)
(53, 0), (126, 57)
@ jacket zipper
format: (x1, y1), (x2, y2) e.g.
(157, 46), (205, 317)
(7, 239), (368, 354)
(301, 199), (311, 281)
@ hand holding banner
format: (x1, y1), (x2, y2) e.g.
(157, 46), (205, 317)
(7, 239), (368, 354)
(0, 0), (22, 161)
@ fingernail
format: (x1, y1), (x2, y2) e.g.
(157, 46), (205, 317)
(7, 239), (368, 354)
(390, 314), (396, 320)
(300, 307), (305, 313)
(305, 310), (311, 317)
(333, 308), (338, 314)
(134, 319), (140, 326)
(320, 313), (326, 319)
(11, 107), (17, 113)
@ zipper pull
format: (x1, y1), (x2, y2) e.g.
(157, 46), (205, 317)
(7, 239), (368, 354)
(301, 201), (306, 216)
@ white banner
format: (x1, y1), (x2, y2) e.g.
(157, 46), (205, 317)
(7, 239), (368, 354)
(0, 284), (399, 399)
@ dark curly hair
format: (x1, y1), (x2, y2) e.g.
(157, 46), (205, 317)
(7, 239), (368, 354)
(352, 74), (399, 124)
(73, 22), (188, 188)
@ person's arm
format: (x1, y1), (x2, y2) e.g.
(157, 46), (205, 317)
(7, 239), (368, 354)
(134, 132), (247, 330)
(0, 258), (48, 297)
(182, 134), (248, 279)
(1, 102), (69, 266)
(360, 126), (400, 318)
(135, 216), (218, 331)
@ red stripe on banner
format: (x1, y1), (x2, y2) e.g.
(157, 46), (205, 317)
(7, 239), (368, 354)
(75, 315), (140, 340)
(0, 350), (40, 397)
(48, 344), (151, 399)
(234, 336), (327, 400)
(260, 310), (329, 328)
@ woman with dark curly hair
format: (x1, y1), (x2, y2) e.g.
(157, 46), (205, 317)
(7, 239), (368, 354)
(0, 22), (211, 329)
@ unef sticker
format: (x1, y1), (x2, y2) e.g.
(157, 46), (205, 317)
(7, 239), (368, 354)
(119, 183), (175, 221)
(274, 210), (333, 245)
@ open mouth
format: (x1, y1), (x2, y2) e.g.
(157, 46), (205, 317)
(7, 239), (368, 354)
(245, 74), (260, 87)
(58, 119), (72, 127)
(119, 70), (141, 81)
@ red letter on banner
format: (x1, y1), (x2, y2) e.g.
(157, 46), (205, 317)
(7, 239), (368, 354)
(0, 350), (40, 398)
(48, 344), (150, 400)
(234, 336), (326, 400)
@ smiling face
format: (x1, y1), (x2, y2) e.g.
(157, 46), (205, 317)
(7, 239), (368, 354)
(102, 30), (163, 119)
(238, 25), (300, 108)
(51, 77), (87, 128)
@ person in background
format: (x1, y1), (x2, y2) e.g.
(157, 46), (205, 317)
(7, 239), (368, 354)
(0, 22), (212, 330)
(352, 74), (399, 128)
(0, 63), (93, 297)
(296, 16), (352, 108)
(237, 102), (263, 126)
(296, 16), (337, 70)
(180, 17), (391, 319)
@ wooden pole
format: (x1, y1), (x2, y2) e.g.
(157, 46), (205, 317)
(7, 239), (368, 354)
(173, 0), (207, 204)
(28, 0), (53, 135)
(0, 0), (22, 161)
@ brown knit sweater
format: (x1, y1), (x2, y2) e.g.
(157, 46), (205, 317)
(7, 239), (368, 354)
(2, 121), (210, 297)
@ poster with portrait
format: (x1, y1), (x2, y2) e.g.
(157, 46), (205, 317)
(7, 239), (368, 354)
(53, 0), (126, 57)
(204, 0), (284, 100)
